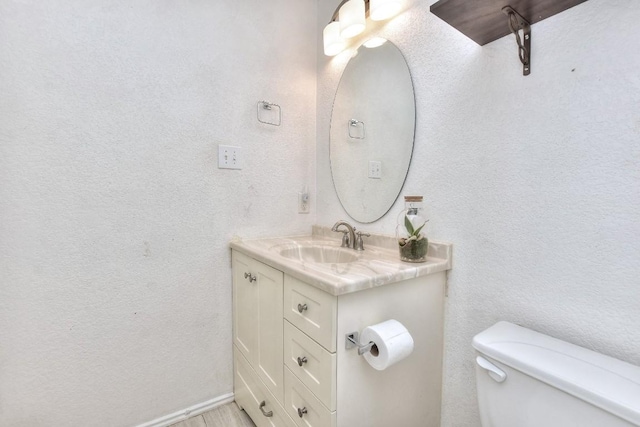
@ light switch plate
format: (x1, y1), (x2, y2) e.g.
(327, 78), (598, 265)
(218, 145), (242, 170)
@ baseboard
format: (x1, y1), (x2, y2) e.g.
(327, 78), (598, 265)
(135, 393), (235, 427)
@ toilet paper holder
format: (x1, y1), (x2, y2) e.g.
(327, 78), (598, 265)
(345, 332), (376, 356)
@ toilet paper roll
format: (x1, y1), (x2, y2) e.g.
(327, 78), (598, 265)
(361, 319), (414, 371)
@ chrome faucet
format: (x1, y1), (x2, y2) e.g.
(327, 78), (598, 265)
(331, 220), (370, 251)
(331, 220), (356, 249)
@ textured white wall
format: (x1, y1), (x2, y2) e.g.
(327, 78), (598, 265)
(316, 0), (640, 426)
(0, 1), (316, 426)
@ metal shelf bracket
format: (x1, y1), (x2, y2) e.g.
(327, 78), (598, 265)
(502, 6), (531, 76)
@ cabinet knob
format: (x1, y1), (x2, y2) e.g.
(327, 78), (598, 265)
(297, 407), (308, 418)
(297, 356), (308, 366)
(297, 303), (308, 313)
(244, 272), (257, 283)
(259, 401), (273, 418)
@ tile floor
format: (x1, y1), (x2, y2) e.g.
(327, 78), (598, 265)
(169, 402), (255, 427)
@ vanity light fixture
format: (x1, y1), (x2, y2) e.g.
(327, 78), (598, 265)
(369, 0), (403, 21)
(323, 0), (402, 56)
(339, 0), (366, 39)
(363, 37), (388, 48)
(323, 21), (347, 56)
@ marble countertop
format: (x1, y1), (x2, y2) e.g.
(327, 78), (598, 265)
(229, 225), (452, 296)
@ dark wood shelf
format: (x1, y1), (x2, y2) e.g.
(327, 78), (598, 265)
(430, 0), (589, 46)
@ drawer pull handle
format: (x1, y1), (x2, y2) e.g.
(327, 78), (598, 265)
(297, 407), (308, 418)
(244, 272), (257, 283)
(259, 401), (273, 417)
(297, 356), (308, 366)
(297, 303), (308, 313)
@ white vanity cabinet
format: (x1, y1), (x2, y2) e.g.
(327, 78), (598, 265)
(232, 242), (449, 427)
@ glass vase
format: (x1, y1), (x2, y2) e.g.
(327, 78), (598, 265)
(396, 195), (428, 263)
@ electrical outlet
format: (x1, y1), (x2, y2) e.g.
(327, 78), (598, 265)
(298, 191), (310, 214)
(218, 145), (242, 169)
(368, 160), (381, 179)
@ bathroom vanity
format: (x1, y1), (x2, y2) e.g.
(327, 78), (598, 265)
(230, 226), (452, 427)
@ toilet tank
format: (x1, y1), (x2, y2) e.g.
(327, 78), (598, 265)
(472, 321), (640, 427)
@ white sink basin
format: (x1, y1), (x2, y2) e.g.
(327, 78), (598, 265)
(278, 245), (359, 264)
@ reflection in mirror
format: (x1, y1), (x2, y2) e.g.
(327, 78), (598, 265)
(330, 40), (415, 223)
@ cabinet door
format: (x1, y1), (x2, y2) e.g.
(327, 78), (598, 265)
(254, 259), (285, 404)
(233, 251), (258, 363)
(232, 250), (285, 404)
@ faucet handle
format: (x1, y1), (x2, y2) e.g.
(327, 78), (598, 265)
(336, 230), (351, 248)
(354, 231), (370, 251)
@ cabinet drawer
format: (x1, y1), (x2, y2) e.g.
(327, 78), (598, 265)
(284, 321), (337, 411)
(285, 368), (336, 427)
(234, 347), (295, 427)
(284, 275), (337, 352)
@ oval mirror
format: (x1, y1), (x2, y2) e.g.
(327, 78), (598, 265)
(330, 40), (415, 223)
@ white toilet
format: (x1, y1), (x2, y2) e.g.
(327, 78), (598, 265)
(473, 321), (640, 427)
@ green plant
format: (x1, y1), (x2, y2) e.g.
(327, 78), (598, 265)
(404, 215), (426, 240)
(398, 215), (429, 262)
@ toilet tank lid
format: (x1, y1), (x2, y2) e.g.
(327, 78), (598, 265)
(473, 321), (640, 426)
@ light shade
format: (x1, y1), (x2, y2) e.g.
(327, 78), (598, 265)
(369, 0), (402, 21)
(363, 37), (388, 48)
(339, 0), (366, 39)
(323, 21), (346, 56)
